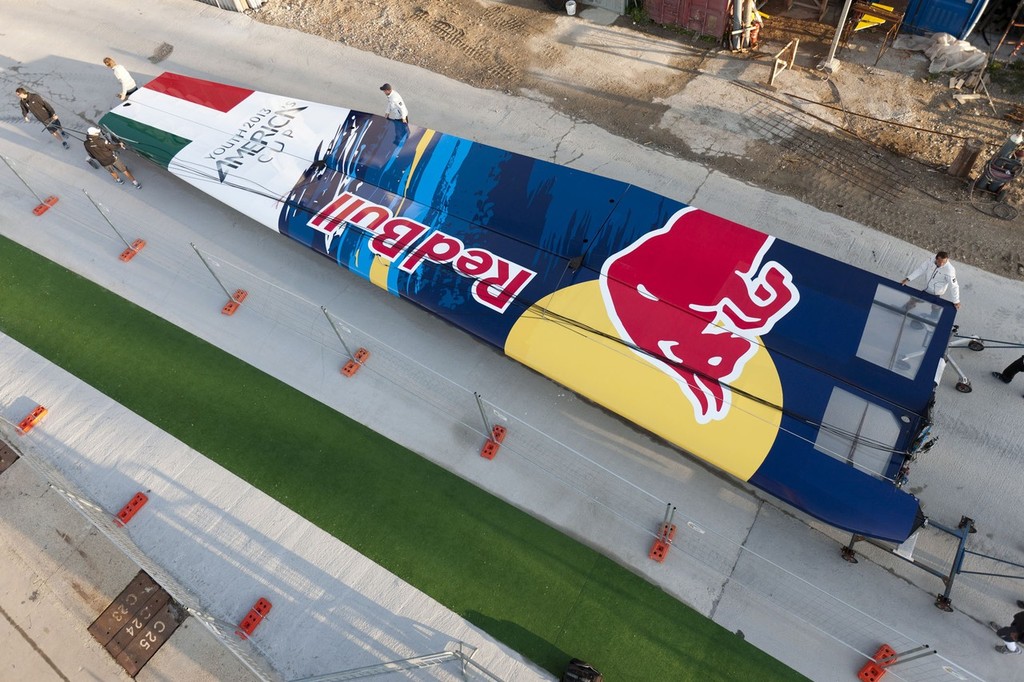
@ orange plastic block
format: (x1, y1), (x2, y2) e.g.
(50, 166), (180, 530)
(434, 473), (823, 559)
(17, 405), (48, 434)
(480, 424), (507, 460)
(872, 645), (897, 667)
(857, 662), (886, 682)
(119, 239), (146, 262)
(33, 195), (58, 216)
(114, 492), (148, 526)
(858, 643), (897, 681)
(341, 348), (371, 377)
(252, 598), (272, 617)
(649, 538), (670, 562)
(649, 523), (677, 563)
(236, 598), (272, 639)
(221, 289), (248, 316)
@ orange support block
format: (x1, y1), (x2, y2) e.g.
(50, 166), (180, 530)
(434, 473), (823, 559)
(648, 523), (677, 563)
(221, 289), (248, 316)
(119, 239), (146, 262)
(649, 538), (670, 562)
(857, 662), (886, 682)
(858, 643), (897, 682)
(17, 405), (48, 434)
(341, 348), (371, 377)
(236, 598), (272, 639)
(873, 645), (897, 666)
(33, 196), (58, 216)
(114, 492), (149, 526)
(480, 424), (507, 460)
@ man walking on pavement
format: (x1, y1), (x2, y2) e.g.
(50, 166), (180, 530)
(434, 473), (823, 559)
(992, 355), (1024, 395)
(103, 57), (138, 101)
(16, 87), (70, 149)
(84, 127), (141, 188)
(900, 250), (961, 312)
(380, 82), (409, 145)
(990, 608), (1024, 654)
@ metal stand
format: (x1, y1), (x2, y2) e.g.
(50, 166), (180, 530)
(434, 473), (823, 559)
(83, 189), (146, 261)
(944, 333), (985, 393)
(475, 393), (506, 460)
(321, 306), (370, 377)
(1, 154), (59, 215)
(839, 2), (904, 68)
(841, 516), (977, 611)
(190, 243), (248, 315)
(898, 325), (984, 394)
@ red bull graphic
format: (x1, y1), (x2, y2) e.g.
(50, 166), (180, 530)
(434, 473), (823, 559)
(601, 208), (799, 424)
(307, 191), (536, 313)
(100, 73), (958, 543)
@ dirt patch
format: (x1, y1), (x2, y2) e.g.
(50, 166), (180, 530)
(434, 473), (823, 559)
(251, 0), (1024, 279)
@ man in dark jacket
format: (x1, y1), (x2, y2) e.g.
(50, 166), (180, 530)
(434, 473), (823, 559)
(84, 127), (140, 188)
(990, 609), (1024, 654)
(16, 87), (69, 149)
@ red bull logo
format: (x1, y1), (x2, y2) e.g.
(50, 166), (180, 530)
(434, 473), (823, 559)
(308, 192), (537, 313)
(600, 207), (799, 424)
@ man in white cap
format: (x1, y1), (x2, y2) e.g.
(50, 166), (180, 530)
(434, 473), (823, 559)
(84, 127), (141, 188)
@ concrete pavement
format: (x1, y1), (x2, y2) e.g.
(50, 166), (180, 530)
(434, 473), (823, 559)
(2, 1), (1024, 680)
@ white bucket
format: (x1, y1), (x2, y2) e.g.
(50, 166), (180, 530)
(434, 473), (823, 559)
(565, 0), (576, 16)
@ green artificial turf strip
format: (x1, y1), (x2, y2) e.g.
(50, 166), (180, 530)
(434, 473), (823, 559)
(0, 235), (805, 681)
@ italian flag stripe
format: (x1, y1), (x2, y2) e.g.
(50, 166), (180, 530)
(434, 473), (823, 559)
(98, 111), (192, 169)
(144, 72), (254, 113)
(98, 72), (258, 167)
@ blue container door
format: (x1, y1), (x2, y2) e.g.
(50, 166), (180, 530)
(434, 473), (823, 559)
(904, 0), (990, 39)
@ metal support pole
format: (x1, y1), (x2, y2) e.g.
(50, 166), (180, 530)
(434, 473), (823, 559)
(474, 392), (493, 438)
(878, 645), (935, 667)
(0, 154), (44, 204)
(741, 0), (753, 48)
(841, 533), (860, 562)
(320, 306), (357, 361)
(818, 0), (855, 74)
(731, 0), (742, 50)
(82, 189), (133, 250)
(190, 242), (238, 302)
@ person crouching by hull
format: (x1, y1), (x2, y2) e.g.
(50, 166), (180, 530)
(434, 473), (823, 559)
(84, 127), (140, 188)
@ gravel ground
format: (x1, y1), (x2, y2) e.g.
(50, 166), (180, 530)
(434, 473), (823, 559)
(250, 0), (1024, 280)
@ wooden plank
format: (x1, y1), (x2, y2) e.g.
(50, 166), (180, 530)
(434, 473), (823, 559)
(105, 589), (171, 657)
(115, 602), (186, 677)
(88, 571), (159, 646)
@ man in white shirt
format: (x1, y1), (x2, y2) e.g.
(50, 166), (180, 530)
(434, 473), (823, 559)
(103, 57), (137, 101)
(901, 250), (961, 310)
(380, 83), (409, 123)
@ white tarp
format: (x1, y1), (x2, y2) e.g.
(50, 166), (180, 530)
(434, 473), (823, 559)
(894, 32), (988, 73)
